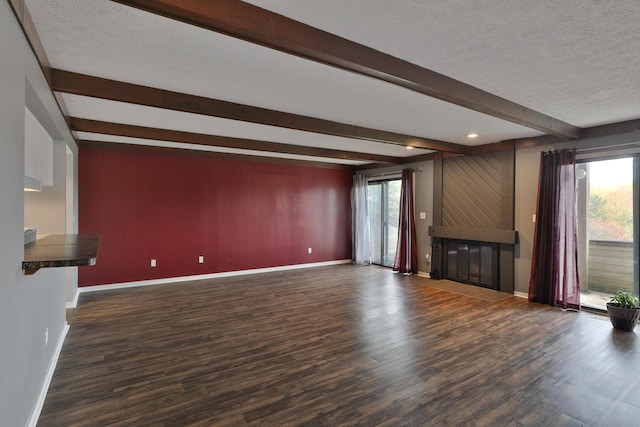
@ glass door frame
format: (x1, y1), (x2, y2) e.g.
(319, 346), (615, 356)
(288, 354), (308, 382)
(576, 155), (639, 307)
(367, 177), (401, 268)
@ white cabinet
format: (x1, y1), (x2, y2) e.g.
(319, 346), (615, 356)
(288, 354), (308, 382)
(24, 107), (53, 191)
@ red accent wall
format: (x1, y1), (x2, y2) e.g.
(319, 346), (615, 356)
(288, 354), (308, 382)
(78, 148), (353, 286)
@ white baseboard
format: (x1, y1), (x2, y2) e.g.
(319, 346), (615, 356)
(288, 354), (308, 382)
(417, 271), (431, 278)
(28, 323), (69, 427)
(65, 288), (79, 309)
(80, 259), (353, 293)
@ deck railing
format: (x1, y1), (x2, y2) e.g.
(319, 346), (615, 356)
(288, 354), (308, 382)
(586, 240), (634, 294)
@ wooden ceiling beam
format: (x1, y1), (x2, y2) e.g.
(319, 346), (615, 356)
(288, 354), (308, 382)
(356, 117), (640, 165)
(70, 118), (403, 164)
(78, 140), (355, 170)
(357, 151), (464, 171)
(9, 0), (50, 82)
(507, 118), (640, 151)
(581, 117), (640, 140)
(8, 0), (73, 128)
(113, 0), (581, 139)
(52, 69), (466, 154)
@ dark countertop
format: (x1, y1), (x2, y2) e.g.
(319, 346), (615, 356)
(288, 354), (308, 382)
(23, 234), (101, 275)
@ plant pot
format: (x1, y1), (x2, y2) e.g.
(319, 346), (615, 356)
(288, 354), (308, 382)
(606, 303), (640, 331)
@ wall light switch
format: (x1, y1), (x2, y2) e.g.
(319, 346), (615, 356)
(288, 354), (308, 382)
(151, 259), (157, 267)
(308, 247), (312, 254)
(532, 214), (536, 223)
(419, 212), (426, 220)
(198, 256), (204, 264)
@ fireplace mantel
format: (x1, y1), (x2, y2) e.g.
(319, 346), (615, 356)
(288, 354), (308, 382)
(428, 226), (518, 245)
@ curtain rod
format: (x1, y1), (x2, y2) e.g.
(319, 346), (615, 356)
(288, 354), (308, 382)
(575, 141), (640, 153)
(537, 146), (640, 159)
(366, 167), (423, 178)
(538, 131), (640, 156)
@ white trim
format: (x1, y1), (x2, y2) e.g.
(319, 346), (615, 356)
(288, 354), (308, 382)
(367, 173), (402, 182)
(28, 323), (70, 427)
(417, 271), (431, 278)
(80, 259), (353, 293)
(65, 288), (79, 309)
(514, 291), (528, 299)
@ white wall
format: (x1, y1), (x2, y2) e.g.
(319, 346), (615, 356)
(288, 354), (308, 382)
(65, 146), (79, 305)
(24, 141), (68, 235)
(0, 2), (78, 425)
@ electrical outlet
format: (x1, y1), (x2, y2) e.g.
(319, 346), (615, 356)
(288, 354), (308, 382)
(198, 255), (204, 264)
(308, 247), (312, 254)
(151, 259), (157, 267)
(45, 327), (48, 346)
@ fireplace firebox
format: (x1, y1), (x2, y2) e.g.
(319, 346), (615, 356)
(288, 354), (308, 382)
(442, 240), (499, 290)
(429, 227), (518, 294)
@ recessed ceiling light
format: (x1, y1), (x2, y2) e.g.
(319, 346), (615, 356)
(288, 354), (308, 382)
(406, 146), (414, 150)
(467, 133), (478, 139)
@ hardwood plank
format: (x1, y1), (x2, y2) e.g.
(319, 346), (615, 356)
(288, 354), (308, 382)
(38, 265), (640, 426)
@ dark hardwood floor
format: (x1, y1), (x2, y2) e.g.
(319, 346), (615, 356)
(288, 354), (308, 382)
(38, 265), (640, 426)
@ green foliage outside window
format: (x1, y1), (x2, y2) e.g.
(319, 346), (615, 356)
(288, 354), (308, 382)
(589, 183), (633, 242)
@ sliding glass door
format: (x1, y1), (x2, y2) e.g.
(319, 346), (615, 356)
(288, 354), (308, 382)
(577, 157), (638, 309)
(368, 179), (401, 267)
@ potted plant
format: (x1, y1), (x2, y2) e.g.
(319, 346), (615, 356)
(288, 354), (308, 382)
(606, 291), (640, 331)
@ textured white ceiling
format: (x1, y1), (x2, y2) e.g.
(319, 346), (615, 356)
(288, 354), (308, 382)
(62, 94), (430, 158)
(246, 0), (640, 128)
(24, 0), (640, 164)
(75, 132), (368, 165)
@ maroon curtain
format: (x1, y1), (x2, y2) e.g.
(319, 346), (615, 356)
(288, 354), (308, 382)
(393, 169), (418, 274)
(529, 149), (581, 310)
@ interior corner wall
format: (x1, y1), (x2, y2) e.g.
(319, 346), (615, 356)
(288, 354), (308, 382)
(78, 148), (353, 286)
(514, 146), (540, 294)
(0, 2), (78, 426)
(415, 162), (435, 271)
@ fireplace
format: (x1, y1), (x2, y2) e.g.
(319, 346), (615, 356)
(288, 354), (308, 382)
(441, 240), (499, 290)
(429, 227), (518, 294)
